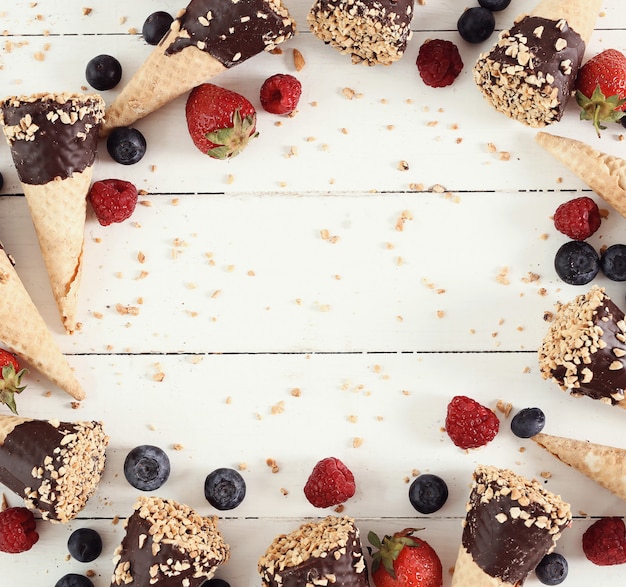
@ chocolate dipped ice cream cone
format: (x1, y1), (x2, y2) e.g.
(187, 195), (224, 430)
(473, 0), (602, 127)
(307, 0), (414, 66)
(102, 0), (296, 135)
(536, 131), (626, 219)
(258, 516), (368, 587)
(451, 465), (571, 587)
(0, 413), (107, 522)
(0, 92), (105, 334)
(539, 286), (626, 408)
(534, 432), (626, 502)
(110, 496), (229, 587)
(0, 244), (84, 402)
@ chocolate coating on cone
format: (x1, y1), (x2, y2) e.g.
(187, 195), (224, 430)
(110, 496), (229, 587)
(164, 0), (295, 67)
(539, 287), (626, 404)
(0, 415), (108, 523)
(461, 465), (571, 584)
(307, 0), (414, 66)
(0, 93), (104, 185)
(258, 516), (368, 587)
(473, 16), (585, 126)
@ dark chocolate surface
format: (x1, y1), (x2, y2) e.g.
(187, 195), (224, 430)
(261, 530), (368, 587)
(164, 0), (295, 68)
(0, 94), (103, 185)
(552, 297), (626, 402)
(0, 419), (72, 520)
(487, 16), (585, 119)
(462, 484), (558, 584)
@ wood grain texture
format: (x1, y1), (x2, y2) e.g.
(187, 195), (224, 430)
(1, 1), (625, 585)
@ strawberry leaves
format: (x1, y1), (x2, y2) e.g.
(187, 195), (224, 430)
(0, 363), (28, 415)
(204, 109), (258, 160)
(576, 85), (626, 138)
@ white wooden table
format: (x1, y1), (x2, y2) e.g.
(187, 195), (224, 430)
(1, 1), (625, 585)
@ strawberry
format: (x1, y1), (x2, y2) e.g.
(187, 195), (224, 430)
(88, 179), (138, 226)
(575, 49), (626, 137)
(303, 456), (356, 508)
(0, 507), (39, 553)
(369, 528), (443, 587)
(582, 517), (626, 566)
(0, 348), (27, 415)
(185, 83), (258, 159)
(445, 395), (499, 450)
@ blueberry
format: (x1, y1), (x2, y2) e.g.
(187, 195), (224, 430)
(124, 445), (170, 491)
(55, 574), (94, 587)
(107, 127), (147, 165)
(511, 407), (545, 438)
(478, 0), (512, 10)
(143, 11), (174, 45)
(601, 244), (626, 281)
(0, 171), (4, 191)
(554, 240), (600, 285)
(67, 527), (102, 562)
(408, 474), (449, 514)
(457, 7), (496, 43)
(85, 54), (122, 91)
(622, 116), (626, 129)
(201, 579), (231, 587)
(204, 468), (246, 510)
(535, 552), (568, 585)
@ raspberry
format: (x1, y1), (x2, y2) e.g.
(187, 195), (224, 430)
(582, 517), (626, 566)
(553, 196), (601, 241)
(304, 456), (356, 508)
(416, 39), (464, 88)
(88, 179), (138, 226)
(445, 395), (500, 449)
(0, 507), (39, 553)
(259, 73), (302, 115)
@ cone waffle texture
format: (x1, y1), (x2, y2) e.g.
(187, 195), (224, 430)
(0, 248), (85, 400)
(536, 131), (626, 218)
(102, 26), (226, 135)
(0, 412), (30, 443)
(534, 432), (626, 501)
(22, 169), (90, 333)
(451, 545), (515, 587)
(530, 0), (602, 45)
(0, 92), (105, 334)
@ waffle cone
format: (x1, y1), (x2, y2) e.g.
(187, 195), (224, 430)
(533, 432), (626, 501)
(0, 248), (85, 400)
(102, 26), (226, 135)
(536, 132), (626, 218)
(21, 167), (91, 334)
(530, 0), (602, 45)
(451, 545), (514, 587)
(0, 413), (30, 443)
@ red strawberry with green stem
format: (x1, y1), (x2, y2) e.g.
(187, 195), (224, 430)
(0, 349), (27, 415)
(575, 48), (626, 137)
(185, 83), (258, 159)
(369, 528), (443, 587)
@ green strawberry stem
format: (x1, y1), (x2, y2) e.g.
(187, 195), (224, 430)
(576, 85), (626, 138)
(0, 364), (27, 415)
(205, 109), (258, 159)
(368, 528), (424, 579)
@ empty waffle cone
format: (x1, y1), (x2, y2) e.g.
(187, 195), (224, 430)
(530, 0), (602, 46)
(536, 132), (626, 218)
(0, 247), (85, 401)
(452, 545), (516, 587)
(0, 92), (105, 333)
(102, 0), (296, 135)
(533, 432), (626, 501)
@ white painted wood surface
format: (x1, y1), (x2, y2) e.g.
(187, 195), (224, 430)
(1, 1), (625, 585)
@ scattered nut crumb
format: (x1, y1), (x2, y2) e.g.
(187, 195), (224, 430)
(496, 400), (513, 417)
(172, 444), (184, 451)
(293, 48), (305, 71)
(353, 437), (363, 448)
(82, 7), (92, 16)
(266, 458), (279, 473)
